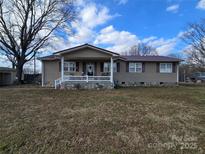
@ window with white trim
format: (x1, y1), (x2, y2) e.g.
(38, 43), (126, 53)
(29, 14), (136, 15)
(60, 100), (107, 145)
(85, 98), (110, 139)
(104, 62), (117, 72)
(129, 62), (142, 73)
(64, 62), (76, 72)
(160, 63), (172, 73)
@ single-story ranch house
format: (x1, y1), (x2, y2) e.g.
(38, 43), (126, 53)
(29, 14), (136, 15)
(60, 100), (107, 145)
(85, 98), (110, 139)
(39, 44), (182, 89)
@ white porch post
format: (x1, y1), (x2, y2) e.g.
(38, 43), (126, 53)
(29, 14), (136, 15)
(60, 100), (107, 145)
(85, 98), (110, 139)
(61, 56), (64, 82)
(110, 57), (113, 83)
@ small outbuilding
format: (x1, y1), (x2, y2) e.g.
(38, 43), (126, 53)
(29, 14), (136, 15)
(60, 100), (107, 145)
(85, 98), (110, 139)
(0, 67), (16, 86)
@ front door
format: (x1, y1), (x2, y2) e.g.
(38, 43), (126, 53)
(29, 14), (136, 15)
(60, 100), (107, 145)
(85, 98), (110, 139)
(86, 63), (95, 76)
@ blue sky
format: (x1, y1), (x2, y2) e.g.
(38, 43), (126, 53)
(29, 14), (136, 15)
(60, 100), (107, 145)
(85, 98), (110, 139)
(0, 0), (205, 68)
(100, 0), (204, 38)
(57, 0), (205, 57)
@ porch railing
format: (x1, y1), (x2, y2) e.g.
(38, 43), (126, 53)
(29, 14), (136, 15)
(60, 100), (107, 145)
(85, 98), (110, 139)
(54, 77), (62, 89)
(55, 75), (111, 89)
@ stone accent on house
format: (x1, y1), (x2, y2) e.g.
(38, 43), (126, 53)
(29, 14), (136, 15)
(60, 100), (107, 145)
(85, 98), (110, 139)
(60, 81), (114, 90)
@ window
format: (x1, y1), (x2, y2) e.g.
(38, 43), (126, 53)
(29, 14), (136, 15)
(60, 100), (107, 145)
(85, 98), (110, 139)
(129, 63), (142, 73)
(64, 62), (76, 72)
(129, 63), (135, 72)
(104, 62), (110, 72)
(160, 63), (172, 73)
(136, 63), (142, 72)
(103, 62), (117, 72)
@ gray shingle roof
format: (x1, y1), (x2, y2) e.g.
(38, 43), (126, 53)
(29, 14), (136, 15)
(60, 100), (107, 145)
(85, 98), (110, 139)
(120, 55), (182, 62)
(38, 55), (60, 61)
(38, 44), (183, 62)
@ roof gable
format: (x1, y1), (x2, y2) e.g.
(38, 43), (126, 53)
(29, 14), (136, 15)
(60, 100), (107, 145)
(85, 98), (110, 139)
(54, 44), (119, 56)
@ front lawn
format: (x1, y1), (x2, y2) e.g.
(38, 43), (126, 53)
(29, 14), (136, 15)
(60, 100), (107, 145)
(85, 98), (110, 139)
(0, 86), (204, 153)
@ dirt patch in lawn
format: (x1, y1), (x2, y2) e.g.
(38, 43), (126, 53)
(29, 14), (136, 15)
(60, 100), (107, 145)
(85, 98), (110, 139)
(0, 86), (204, 153)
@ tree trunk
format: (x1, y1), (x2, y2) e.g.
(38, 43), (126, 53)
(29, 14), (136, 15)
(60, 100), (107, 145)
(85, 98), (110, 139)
(12, 62), (15, 69)
(16, 61), (24, 84)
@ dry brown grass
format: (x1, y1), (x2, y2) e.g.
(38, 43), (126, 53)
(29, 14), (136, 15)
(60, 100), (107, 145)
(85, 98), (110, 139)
(0, 86), (205, 154)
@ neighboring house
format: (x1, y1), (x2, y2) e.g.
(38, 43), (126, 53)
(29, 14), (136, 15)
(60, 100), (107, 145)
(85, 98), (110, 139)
(39, 44), (182, 89)
(0, 67), (16, 86)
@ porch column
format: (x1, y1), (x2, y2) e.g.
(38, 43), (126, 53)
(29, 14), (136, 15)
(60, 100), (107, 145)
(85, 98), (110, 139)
(61, 56), (64, 81)
(110, 57), (113, 83)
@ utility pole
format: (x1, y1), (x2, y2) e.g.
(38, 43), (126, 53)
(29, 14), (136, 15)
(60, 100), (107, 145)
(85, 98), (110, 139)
(183, 70), (186, 82)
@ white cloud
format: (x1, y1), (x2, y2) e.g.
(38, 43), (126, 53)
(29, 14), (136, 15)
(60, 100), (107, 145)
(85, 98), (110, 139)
(38, 1), (116, 53)
(142, 31), (186, 56)
(0, 55), (11, 68)
(115, 0), (128, 5)
(166, 4), (179, 13)
(94, 25), (140, 53)
(68, 2), (116, 46)
(142, 36), (157, 43)
(80, 4), (113, 28)
(196, 0), (205, 10)
(94, 25), (181, 55)
(177, 31), (187, 38)
(144, 37), (177, 55)
(0, 0), (184, 70)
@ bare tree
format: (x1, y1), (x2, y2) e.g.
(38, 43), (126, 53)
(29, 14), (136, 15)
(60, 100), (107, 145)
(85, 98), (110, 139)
(0, 0), (75, 83)
(124, 43), (158, 56)
(181, 19), (205, 67)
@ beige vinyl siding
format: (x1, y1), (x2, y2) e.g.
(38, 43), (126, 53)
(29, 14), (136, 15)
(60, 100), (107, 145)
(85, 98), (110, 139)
(113, 61), (178, 84)
(42, 48), (178, 86)
(43, 60), (178, 86)
(63, 48), (111, 60)
(43, 60), (60, 86)
(43, 61), (108, 86)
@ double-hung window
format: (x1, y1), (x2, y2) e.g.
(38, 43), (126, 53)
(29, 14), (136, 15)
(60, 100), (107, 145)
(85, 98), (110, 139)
(64, 62), (76, 72)
(129, 63), (142, 73)
(160, 63), (172, 73)
(103, 62), (117, 72)
(104, 62), (110, 72)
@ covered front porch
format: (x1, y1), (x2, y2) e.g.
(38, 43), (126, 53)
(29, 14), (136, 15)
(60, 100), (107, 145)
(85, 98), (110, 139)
(55, 57), (114, 89)
(53, 44), (119, 89)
